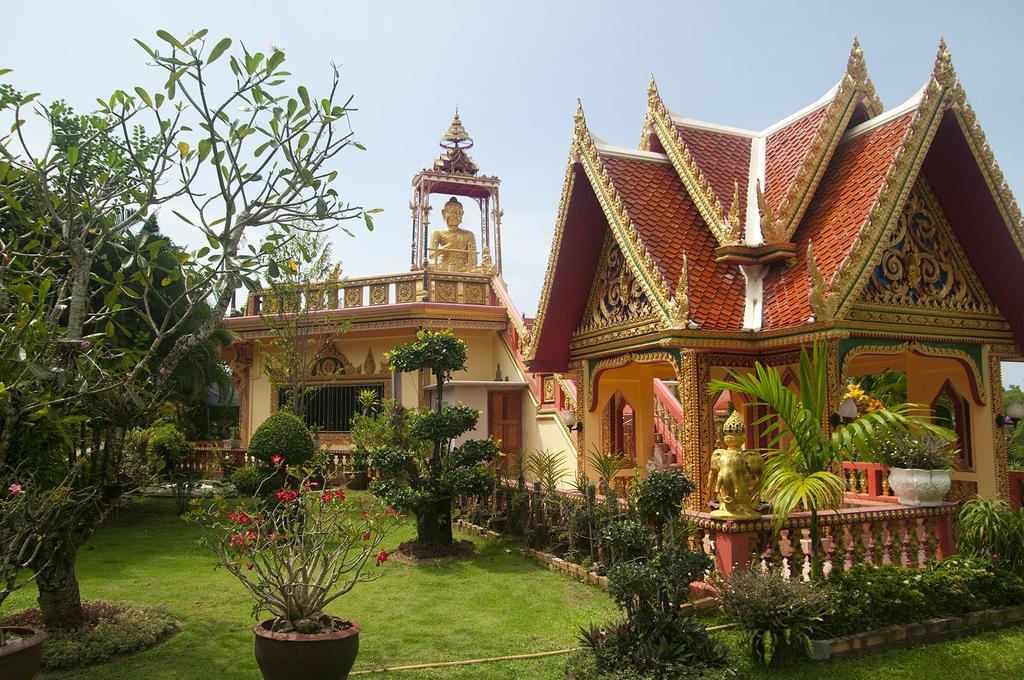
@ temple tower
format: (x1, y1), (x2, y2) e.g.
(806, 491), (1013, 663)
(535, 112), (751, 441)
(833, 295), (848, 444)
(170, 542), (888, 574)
(409, 110), (503, 276)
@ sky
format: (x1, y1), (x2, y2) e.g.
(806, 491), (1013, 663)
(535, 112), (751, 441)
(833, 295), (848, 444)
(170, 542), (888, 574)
(3, 0), (1024, 387)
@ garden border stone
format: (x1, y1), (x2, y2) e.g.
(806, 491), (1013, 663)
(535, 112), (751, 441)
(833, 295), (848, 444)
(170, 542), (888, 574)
(453, 519), (501, 540)
(809, 604), (1024, 661)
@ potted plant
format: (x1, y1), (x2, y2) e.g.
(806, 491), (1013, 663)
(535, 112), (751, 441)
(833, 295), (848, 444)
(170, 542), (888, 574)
(870, 431), (956, 506)
(192, 467), (400, 680)
(227, 425), (242, 450)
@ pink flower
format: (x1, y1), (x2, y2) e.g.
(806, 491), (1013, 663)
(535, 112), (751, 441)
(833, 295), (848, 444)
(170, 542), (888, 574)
(8, 483), (23, 496)
(384, 507), (397, 516)
(376, 550), (389, 565)
(225, 561), (236, 569)
(309, 481), (320, 488)
(271, 454), (284, 466)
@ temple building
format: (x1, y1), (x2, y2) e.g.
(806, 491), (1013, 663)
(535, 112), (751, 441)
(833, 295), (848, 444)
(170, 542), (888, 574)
(525, 39), (1024, 508)
(226, 40), (1024, 512)
(224, 114), (577, 459)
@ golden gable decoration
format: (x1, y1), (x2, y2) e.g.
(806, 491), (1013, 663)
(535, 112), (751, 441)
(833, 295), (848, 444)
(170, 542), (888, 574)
(861, 181), (996, 314)
(579, 232), (656, 334)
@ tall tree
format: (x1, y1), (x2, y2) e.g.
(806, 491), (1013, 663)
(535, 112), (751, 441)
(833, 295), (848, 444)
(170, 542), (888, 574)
(259, 228), (346, 419)
(0, 29), (373, 627)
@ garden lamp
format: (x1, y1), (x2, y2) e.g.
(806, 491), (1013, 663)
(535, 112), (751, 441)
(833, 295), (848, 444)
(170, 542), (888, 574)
(997, 400), (1024, 428)
(560, 409), (583, 433)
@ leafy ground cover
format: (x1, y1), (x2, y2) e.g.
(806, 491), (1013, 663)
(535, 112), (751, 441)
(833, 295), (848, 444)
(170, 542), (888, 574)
(6, 497), (1024, 679)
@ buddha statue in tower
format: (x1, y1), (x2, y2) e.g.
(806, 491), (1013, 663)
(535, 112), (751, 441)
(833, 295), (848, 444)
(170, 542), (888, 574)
(430, 197), (478, 271)
(707, 410), (763, 520)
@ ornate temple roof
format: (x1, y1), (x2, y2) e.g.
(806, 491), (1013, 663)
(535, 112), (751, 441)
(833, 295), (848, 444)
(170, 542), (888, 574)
(433, 110), (479, 175)
(527, 39), (1024, 372)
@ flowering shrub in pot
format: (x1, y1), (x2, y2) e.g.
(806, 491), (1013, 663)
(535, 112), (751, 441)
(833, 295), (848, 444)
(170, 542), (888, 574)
(191, 467), (400, 680)
(869, 431), (956, 506)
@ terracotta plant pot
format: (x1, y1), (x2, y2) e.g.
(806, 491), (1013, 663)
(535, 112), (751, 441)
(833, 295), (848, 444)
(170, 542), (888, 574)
(0, 626), (47, 680)
(253, 620), (360, 680)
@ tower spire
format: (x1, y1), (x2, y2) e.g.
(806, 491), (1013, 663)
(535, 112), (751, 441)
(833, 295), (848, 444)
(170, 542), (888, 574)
(434, 108), (479, 174)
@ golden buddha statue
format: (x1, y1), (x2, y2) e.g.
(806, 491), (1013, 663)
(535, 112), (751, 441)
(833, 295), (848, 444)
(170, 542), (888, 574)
(707, 410), (763, 520)
(429, 197), (477, 271)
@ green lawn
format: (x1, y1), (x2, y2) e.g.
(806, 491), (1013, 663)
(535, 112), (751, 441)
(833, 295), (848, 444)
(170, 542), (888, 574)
(7, 497), (1024, 679)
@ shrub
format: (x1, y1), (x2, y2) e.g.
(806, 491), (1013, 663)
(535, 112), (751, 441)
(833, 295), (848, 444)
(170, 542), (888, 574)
(3, 601), (178, 670)
(246, 410), (314, 466)
(958, 496), (1024, 570)
(819, 557), (1024, 637)
(602, 519), (649, 565)
(578, 615), (730, 679)
(146, 423), (194, 471)
(230, 465), (267, 497)
(633, 470), (696, 548)
(719, 569), (829, 666)
(868, 430), (956, 470)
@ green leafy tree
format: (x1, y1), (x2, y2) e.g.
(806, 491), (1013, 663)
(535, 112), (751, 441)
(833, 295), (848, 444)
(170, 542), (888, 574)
(710, 342), (954, 579)
(0, 28), (372, 628)
(353, 330), (500, 547)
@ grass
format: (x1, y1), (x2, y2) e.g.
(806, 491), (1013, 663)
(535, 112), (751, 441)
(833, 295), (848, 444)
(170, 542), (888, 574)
(6, 497), (1024, 679)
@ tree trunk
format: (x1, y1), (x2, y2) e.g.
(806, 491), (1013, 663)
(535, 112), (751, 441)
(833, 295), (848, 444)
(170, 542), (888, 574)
(35, 551), (85, 629)
(415, 496), (453, 545)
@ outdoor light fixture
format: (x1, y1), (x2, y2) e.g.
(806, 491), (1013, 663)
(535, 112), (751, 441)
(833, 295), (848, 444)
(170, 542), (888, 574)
(829, 396), (859, 428)
(560, 409), (583, 433)
(996, 400), (1024, 428)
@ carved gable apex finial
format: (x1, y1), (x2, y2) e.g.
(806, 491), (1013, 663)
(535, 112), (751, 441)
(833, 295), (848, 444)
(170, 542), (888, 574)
(573, 98), (587, 138)
(847, 36), (883, 115)
(725, 180), (742, 243)
(807, 241), (834, 322)
(669, 252), (691, 328)
(756, 179), (784, 243)
(933, 37), (956, 86)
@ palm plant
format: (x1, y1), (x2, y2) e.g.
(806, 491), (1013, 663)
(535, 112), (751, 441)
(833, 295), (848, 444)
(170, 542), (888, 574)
(709, 342), (953, 579)
(524, 448), (569, 493)
(586, 445), (631, 496)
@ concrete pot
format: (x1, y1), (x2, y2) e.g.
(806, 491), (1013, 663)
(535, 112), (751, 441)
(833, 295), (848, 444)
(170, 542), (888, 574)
(0, 627), (46, 680)
(888, 468), (951, 507)
(253, 620), (359, 680)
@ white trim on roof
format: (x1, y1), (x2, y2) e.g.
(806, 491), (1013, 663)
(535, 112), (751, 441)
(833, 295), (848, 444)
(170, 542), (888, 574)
(668, 114), (758, 137)
(593, 139), (673, 163)
(842, 86), (924, 142)
(760, 82), (839, 136)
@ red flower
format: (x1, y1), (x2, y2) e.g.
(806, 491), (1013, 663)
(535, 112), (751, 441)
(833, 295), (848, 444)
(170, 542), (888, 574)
(271, 454), (284, 466)
(376, 550), (389, 565)
(321, 491), (333, 504)
(384, 507), (397, 516)
(333, 489), (346, 502)
(246, 563), (255, 571)
(274, 490), (299, 503)
(225, 561), (236, 569)
(360, 511), (369, 519)
(362, 531), (371, 541)
(227, 511), (252, 524)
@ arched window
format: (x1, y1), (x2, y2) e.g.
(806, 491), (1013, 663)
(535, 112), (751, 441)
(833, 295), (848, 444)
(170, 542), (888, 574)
(604, 391), (637, 460)
(932, 380), (972, 470)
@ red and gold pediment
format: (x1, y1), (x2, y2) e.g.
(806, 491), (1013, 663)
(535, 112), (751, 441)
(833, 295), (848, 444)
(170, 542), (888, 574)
(575, 231), (659, 339)
(857, 180), (995, 314)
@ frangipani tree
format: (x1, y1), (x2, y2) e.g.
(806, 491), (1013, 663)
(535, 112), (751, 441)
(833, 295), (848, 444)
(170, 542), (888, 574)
(0, 28), (373, 627)
(709, 342), (954, 579)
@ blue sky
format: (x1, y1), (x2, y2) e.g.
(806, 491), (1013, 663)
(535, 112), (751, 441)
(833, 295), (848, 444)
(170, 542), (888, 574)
(4, 0), (1023, 386)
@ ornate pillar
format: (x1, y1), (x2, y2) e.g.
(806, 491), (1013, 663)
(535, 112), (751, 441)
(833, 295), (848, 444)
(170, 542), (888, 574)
(989, 348), (1011, 500)
(823, 338), (843, 432)
(678, 350), (715, 510)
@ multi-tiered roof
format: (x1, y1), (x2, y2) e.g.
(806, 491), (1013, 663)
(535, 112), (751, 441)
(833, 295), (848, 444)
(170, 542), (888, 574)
(527, 39), (1024, 372)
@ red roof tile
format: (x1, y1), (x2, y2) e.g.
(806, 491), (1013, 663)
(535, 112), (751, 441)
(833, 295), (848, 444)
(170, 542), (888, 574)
(600, 153), (746, 330)
(675, 126), (752, 226)
(764, 104), (830, 210)
(761, 111), (915, 329)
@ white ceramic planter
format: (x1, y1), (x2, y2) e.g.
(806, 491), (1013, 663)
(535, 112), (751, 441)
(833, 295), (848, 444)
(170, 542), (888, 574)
(888, 467), (952, 507)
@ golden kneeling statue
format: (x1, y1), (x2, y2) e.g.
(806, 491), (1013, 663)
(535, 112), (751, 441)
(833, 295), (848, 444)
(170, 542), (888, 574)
(707, 410), (763, 520)
(430, 197), (477, 271)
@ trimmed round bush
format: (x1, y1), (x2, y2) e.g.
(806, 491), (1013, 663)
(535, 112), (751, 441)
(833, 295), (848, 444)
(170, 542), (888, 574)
(145, 423), (194, 471)
(247, 410), (314, 465)
(230, 465), (266, 496)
